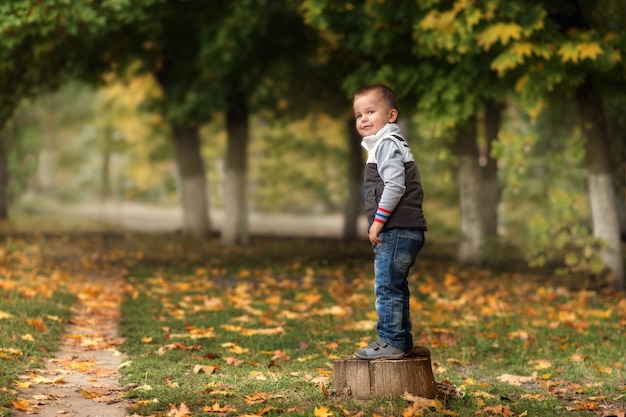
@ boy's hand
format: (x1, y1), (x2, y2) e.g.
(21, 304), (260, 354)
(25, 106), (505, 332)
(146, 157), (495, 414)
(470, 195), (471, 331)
(369, 222), (384, 245)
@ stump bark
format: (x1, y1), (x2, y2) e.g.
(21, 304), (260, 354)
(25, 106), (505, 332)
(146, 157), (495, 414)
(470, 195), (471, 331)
(334, 346), (436, 400)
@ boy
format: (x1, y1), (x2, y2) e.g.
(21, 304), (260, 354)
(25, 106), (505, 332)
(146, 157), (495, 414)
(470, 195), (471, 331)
(353, 84), (427, 360)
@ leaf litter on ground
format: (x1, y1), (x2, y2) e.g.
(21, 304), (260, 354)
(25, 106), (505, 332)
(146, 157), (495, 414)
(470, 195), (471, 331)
(1, 233), (625, 417)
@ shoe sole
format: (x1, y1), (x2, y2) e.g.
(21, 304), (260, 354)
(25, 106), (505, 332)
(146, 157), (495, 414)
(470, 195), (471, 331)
(354, 352), (406, 360)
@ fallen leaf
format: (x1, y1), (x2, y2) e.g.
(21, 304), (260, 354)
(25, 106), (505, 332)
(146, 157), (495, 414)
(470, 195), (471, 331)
(167, 402), (192, 417)
(244, 391), (268, 404)
(0, 310), (14, 320)
(193, 364), (219, 374)
(497, 372), (537, 386)
(27, 317), (47, 332)
(11, 399), (34, 412)
(30, 374), (65, 385)
(475, 405), (514, 416)
(314, 406), (334, 417)
(202, 402), (237, 413)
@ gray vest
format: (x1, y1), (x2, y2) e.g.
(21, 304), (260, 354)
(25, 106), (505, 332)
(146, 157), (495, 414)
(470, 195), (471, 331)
(364, 160), (427, 230)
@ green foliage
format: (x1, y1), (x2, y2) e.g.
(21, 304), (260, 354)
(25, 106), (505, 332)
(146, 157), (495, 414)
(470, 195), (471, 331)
(0, 0), (163, 127)
(525, 189), (607, 280)
(250, 117), (347, 213)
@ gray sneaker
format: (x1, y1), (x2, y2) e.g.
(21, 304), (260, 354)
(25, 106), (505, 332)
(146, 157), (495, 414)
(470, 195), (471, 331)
(354, 340), (408, 360)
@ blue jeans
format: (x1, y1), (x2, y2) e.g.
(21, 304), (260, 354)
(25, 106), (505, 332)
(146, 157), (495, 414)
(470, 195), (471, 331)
(373, 228), (425, 351)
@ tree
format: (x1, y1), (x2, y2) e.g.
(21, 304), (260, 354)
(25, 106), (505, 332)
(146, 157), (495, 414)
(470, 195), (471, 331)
(496, 0), (625, 290)
(372, 1), (535, 264)
(0, 0), (162, 219)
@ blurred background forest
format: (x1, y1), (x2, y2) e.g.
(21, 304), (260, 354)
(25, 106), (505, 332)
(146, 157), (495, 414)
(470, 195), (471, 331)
(1, 0), (625, 290)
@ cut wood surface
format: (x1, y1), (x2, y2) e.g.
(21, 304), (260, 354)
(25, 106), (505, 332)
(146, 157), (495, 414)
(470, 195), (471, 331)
(334, 346), (436, 400)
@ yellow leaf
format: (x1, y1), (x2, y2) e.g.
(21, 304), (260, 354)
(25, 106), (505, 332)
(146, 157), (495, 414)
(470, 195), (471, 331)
(344, 320), (376, 331)
(221, 343), (248, 354)
(240, 326), (285, 336)
(511, 42), (534, 58)
(579, 42), (603, 60)
(314, 406), (334, 417)
(0, 347), (22, 356)
(478, 23), (523, 50)
(141, 337), (153, 343)
(528, 359), (552, 370)
(466, 9), (483, 28)
(202, 402), (237, 413)
(193, 364), (219, 374)
(558, 42), (580, 63)
(532, 43), (553, 59)
(514, 74), (530, 93)
(30, 374), (65, 385)
(249, 371), (267, 381)
(0, 310), (14, 320)
(497, 372), (537, 386)
(491, 51), (524, 76)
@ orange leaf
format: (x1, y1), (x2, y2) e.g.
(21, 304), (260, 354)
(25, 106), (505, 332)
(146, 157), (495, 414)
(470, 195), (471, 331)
(202, 402), (237, 413)
(167, 402), (191, 417)
(27, 318), (47, 332)
(11, 400), (32, 412)
(475, 405), (514, 416)
(244, 391), (268, 404)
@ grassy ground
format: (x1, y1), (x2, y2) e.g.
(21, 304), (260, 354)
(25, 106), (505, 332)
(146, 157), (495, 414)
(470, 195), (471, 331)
(1, 231), (625, 416)
(0, 237), (76, 416)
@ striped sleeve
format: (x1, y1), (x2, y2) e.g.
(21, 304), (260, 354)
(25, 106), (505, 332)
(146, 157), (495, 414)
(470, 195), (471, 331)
(374, 207), (392, 224)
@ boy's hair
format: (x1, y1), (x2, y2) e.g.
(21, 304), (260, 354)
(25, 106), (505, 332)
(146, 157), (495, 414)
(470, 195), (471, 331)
(353, 84), (399, 112)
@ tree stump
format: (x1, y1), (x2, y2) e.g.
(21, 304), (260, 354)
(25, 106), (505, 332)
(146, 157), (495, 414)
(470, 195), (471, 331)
(334, 346), (436, 400)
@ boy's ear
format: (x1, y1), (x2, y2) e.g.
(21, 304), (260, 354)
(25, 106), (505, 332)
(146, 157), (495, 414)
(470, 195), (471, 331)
(388, 109), (398, 123)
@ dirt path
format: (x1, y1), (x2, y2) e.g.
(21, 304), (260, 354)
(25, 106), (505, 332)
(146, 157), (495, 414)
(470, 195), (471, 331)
(13, 276), (129, 417)
(55, 201), (369, 238)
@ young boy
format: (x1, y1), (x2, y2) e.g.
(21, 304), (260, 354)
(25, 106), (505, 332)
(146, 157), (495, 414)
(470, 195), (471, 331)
(353, 84), (427, 360)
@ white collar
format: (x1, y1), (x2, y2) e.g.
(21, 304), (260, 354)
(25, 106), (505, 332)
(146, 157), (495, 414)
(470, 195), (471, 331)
(361, 123), (400, 151)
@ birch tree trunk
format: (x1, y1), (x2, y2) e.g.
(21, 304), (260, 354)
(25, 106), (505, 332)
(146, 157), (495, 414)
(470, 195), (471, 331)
(172, 124), (211, 238)
(455, 119), (484, 265)
(482, 100), (503, 239)
(221, 94), (250, 246)
(343, 117), (363, 241)
(576, 80), (624, 292)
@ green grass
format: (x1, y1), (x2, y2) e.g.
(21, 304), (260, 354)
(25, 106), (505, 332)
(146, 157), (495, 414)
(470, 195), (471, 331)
(0, 238), (75, 417)
(115, 235), (625, 416)
(1, 233), (625, 416)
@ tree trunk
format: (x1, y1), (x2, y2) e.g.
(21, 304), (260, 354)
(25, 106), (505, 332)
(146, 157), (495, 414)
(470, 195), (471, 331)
(221, 94), (250, 246)
(576, 80), (624, 292)
(343, 117), (363, 241)
(455, 118), (484, 265)
(334, 347), (436, 400)
(482, 100), (503, 239)
(172, 124), (211, 238)
(0, 128), (8, 220)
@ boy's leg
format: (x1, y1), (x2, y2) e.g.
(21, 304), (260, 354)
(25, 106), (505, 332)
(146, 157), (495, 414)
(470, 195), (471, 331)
(355, 228), (424, 359)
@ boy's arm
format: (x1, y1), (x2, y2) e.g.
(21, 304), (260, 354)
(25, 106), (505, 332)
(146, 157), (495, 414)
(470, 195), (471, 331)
(369, 140), (405, 244)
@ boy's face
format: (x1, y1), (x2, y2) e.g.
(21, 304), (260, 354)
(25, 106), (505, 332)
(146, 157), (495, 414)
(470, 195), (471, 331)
(353, 89), (398, 138)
